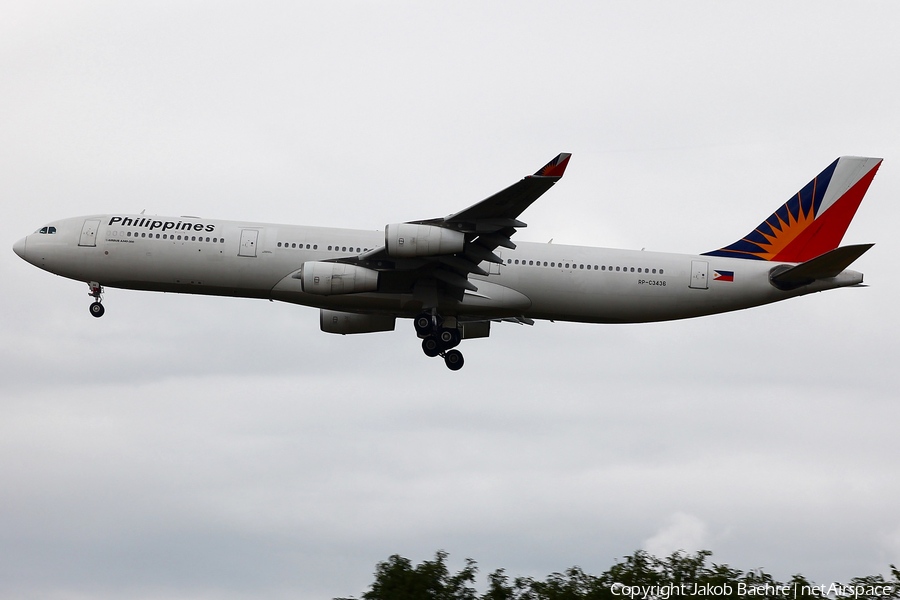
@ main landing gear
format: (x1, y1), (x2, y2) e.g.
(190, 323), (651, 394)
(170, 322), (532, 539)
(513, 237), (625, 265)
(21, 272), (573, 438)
(87, 281), (105, 318)
(415, 312), (464, 371)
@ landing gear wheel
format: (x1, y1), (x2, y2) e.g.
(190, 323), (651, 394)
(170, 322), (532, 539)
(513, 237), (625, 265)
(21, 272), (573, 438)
(444, 349), (464, 371)
(414, 313), (434, 337)
(438, 327), (461, 349)
(422, 336), (441, 357)
(89, 302), (105, 318)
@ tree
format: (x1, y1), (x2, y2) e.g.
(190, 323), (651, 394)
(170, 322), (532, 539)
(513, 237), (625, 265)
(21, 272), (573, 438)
(338, 550), (900, 600)
(337, 550), (478, 600)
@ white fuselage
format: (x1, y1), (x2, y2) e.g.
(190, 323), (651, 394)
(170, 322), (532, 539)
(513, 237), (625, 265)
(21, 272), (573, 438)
(14, 214), (864, 324)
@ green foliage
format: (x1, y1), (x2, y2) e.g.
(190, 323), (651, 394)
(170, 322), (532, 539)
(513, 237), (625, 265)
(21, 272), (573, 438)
(336, 550), (477, 600)
(338, 550), (900, 600)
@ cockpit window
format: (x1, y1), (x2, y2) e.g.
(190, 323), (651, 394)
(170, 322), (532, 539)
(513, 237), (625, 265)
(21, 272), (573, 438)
(35, 226), (57, 234)
(38, 227), (47, 234)
(48, 226), (56, 234)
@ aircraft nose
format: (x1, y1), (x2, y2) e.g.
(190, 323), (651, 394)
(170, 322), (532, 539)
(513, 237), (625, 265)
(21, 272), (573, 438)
(13, 237), (27, 259)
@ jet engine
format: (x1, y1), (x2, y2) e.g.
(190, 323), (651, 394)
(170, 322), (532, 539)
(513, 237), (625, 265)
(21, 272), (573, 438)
(320, 310), (396, 334)
(385, 223), (465, 258)
(301, 262), (379, 295)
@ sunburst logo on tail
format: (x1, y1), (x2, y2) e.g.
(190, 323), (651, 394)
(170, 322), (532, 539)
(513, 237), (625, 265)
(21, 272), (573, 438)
(703, 157), (880, 263)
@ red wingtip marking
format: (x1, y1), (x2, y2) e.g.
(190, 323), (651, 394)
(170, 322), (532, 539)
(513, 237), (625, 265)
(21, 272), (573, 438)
(535, 153), (572, 178)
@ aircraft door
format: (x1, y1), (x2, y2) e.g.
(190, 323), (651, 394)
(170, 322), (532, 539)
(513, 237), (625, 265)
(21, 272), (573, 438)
(489, 250), (502, 275)
(238, 229), (259, 257)
(78, 219), (101, 247)
(689, 260), (708, 289)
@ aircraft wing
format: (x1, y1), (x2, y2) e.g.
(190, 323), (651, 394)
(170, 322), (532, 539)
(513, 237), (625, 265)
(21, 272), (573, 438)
(439, 152), (572, 224)
(340, 153), (571, 304)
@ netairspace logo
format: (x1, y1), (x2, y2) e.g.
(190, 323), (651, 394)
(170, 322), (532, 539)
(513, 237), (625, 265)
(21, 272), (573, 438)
(609, 582), (895, 599)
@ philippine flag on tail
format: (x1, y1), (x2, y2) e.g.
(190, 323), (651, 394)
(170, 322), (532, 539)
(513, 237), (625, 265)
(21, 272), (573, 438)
(714, 270), (734, 282)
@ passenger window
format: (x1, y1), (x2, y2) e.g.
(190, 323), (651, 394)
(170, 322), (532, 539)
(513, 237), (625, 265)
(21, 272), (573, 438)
(579, 264), (583, 269)
(587, 265), (591, 270)
(652, 269), (656, 274)
(616, 266), (620, 271)
(529, 261), (533, 266)
(659, 269), (664, 274)
(551, 262), (555, 267)
(630, 267), (635, 272)
(213, 238), (217, 243)
(313, 244), (317, 249)
(543, 262), (547, 267)
(508, 259), (512, 264)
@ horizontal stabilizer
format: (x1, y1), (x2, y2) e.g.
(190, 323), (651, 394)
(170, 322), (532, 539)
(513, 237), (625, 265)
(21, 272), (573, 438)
(769, 244), (873, 290)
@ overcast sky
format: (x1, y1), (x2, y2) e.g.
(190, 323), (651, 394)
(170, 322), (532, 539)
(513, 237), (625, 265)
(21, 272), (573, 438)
(3, 2), (900, 599)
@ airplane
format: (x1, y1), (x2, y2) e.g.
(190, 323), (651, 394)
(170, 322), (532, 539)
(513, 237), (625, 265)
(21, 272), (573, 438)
(12, 153), (880, 370)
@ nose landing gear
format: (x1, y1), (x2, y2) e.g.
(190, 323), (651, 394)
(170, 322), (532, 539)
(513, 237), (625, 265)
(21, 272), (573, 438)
(416, 312), (465, 370)
(87, 281), (105, 318)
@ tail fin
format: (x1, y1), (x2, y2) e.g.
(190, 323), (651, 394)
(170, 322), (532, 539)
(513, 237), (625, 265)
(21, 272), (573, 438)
(703, 156), (881, 262)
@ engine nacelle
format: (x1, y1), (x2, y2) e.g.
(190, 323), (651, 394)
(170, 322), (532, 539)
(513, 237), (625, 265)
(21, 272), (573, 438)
(301, 262), (379, 295)
(385, 223), (465, 258)
(320, 310), (396, 334)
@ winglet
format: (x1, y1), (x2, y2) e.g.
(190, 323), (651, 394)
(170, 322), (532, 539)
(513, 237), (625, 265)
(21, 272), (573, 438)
(443, 152), (573, 224)
(534, 153), (571, 178)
